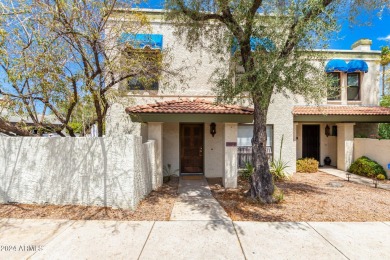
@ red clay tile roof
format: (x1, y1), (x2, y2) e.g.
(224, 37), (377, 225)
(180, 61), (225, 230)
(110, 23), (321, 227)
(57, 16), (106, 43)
(293, 106), (390, 116)
(126, 99), (254, 115)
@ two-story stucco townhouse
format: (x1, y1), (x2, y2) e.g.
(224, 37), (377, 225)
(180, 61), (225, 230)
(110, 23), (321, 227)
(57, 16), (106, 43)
(106, 9), (390, 188)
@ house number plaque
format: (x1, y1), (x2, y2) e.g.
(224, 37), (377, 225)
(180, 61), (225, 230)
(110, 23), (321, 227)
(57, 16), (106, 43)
(226, 142), (237, 147)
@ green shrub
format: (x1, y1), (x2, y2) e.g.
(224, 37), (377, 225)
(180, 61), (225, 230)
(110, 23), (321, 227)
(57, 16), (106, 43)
(378, 123), (390, 139)
(241, 162), (254, 180)
(348, 156), (387, 178)
(296, 158), (319, 173)
(377, 174), (386, 181)
(270, 159), (290, 181)
(270, 134), (290, 181)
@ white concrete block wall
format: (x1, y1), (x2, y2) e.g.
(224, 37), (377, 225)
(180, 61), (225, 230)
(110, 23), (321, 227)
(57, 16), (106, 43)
(162, 123), (180, 174)
(223, 123), (238, 188)
(0, 136), (157, 209)
(143, 140), (161, 190)
(336, 123), (355, 171)
(148, 123), (163, 189)
(204, 123), (224, 178)
(354, 138), (390, 179)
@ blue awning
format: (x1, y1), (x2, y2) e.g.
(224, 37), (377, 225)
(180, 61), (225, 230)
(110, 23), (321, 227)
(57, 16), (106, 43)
(120, 33), (163, 50)
(231, 37), (275, 54)
(347, 60), (368, 73)
(325, 59), (348, 73)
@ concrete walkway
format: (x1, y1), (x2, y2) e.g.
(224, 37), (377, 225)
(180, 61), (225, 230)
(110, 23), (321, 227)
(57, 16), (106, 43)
(170, 177), (230, 221)
(320, 167), (390, 191)
(1, 218), (390, 259)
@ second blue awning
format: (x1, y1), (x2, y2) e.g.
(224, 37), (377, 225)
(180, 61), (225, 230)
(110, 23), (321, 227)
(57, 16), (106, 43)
(347, 60), (369, 73)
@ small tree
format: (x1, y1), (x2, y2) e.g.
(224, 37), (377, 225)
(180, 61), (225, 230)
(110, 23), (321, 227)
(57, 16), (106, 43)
(0, 0), (165, 136)
(165, 0), (387, 203)
(380, 46), (390, 96)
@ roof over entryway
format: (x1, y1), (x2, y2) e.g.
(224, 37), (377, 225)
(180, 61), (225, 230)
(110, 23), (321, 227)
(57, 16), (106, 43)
(293, 105), (390, 122)
(126, 98), (254, 123)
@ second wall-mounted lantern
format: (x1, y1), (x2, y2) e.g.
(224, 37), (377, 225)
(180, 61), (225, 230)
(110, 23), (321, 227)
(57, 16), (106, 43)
(325, 124), (330, 137)
(210, 123), (216, 137)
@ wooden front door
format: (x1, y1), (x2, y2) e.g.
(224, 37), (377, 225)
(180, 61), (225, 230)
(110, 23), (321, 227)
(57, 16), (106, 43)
(302, 125), (320, 161)
(180, 124), (204, 174)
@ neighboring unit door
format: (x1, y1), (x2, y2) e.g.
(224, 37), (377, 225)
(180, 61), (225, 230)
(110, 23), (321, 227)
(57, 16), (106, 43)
(302, 125), (320, 162)
(180, 124), (204, 174)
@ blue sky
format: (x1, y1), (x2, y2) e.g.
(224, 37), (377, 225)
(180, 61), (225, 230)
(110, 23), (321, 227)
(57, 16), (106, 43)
(330, 12), (390, 51)
(135, 1), (390, 51)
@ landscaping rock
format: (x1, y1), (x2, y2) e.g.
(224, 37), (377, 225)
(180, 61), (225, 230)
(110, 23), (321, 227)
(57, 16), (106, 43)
(326, 182), (344, 188)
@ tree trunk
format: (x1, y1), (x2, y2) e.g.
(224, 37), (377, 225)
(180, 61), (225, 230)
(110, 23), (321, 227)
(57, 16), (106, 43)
(97, 115), (104, 137)
(248, 99), (274, 203)
(92, 91), (104, 137)
(0, 118), (33, 136)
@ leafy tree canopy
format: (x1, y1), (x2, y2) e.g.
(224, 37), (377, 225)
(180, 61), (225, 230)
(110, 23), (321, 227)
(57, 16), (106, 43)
(0, 0), (165, 136)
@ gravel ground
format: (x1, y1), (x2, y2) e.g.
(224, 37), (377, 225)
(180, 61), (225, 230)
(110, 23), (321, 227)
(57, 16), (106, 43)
(209, 172), (390, 222)
(0, 177), (178, 221)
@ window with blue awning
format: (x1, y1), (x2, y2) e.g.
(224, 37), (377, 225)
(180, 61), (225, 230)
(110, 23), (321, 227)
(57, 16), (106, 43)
(325, 59), (369, 73)
(325, 59), (348, 73)
(120, 33), (163, 50)
(347, 60), (368, 73)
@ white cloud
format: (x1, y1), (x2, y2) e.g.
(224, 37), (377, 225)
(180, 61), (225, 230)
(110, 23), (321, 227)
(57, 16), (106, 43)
(378, 35), (390, 41)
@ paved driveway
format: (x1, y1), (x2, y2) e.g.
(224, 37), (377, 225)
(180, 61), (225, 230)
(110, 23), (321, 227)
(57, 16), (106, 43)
(1, 218), (389, 259)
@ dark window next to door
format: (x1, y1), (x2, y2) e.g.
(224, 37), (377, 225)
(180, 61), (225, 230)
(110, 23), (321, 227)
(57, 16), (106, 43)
(237, 124), (273, 168)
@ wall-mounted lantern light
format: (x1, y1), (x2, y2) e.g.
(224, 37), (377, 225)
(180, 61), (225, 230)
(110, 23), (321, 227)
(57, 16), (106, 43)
(325, 124), (330, 137)
(210, 123), (216, 137)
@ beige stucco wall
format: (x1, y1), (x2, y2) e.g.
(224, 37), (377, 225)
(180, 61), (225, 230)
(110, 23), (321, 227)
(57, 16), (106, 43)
(204, 123), (224, 178)
(148, 122), (163, 189)
(337, 123), (355, 171)
(354, 138), (390, 179)
(357, 60), (380, 105)
(163, 123), (180, 174)
(267, 93), (296, 174)
(223, 123), (238, 188)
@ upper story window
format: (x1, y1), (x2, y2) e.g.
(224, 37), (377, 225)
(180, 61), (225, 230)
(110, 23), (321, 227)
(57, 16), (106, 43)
(327, 72), (341, 100)
(325, 59), (368, 102)
(120, 34), (163, 91)
(347, 73), (360, 100)
(125, 46), (161, 90)
(325, 59), (347, 101)
(346, 60), (367, 101)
